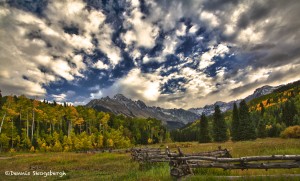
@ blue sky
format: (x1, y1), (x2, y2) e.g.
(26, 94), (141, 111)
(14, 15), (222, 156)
(1, 0), (300, 109)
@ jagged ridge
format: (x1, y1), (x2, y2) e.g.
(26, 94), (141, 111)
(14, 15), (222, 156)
(86, 94), (199, 129)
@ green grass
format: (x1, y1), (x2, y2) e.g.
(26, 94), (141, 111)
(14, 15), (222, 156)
(0, 138), (299, 180)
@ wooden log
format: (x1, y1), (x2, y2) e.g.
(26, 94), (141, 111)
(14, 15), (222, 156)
(189, 161), (300, 169)
(184, 150), (230, 157)
(149, 159), (170, 162)
(175, 155), (300, 162)
(168, 147), (231, 158)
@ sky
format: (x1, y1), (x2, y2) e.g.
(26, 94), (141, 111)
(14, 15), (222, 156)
(0, 0), (300, 109)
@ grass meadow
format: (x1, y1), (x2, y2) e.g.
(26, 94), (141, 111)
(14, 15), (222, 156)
(0, 138), (299, 180)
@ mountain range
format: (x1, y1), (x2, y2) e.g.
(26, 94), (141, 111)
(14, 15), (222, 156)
(188, 85), (280, 116)
(86, 84), (281, 129)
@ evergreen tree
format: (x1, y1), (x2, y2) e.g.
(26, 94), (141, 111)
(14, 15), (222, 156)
(231, 102), (240, 141)
(212, 105), (228, 142)
(257, 118), (266, 138)
(238, 100), (256, 140)
(199, 113), (211, 143)
(282, 100), (297, 126)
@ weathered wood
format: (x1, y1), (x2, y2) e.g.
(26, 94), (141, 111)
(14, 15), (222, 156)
(130, 146), (178, 163)
(168, 147), (300, 178)
(189, 161), (300, 169)
(176, 155), (300, 162)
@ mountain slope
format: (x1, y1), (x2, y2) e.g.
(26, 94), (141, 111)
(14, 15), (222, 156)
(86, 94), (199, 129)
(189, 85), (280, 115)
(172, 80), (300, 141)
(86, 81), (299, 129)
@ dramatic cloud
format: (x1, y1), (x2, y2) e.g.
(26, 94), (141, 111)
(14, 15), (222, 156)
(1, 0), (300, 109)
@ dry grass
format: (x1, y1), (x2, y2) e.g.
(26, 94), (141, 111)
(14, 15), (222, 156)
(0, 138), (299, 180)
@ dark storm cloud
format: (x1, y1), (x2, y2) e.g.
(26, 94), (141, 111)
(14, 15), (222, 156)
(225, 1), (300, 69)
(230, 81), (261, 97)
(202, 0), (240, 11)
(237, 2), (271, 29)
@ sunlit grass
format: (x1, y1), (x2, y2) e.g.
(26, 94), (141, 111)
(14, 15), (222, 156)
(0, 138), (299, 180)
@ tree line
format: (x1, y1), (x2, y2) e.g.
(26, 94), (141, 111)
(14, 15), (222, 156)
(171, 87), (300, 143)
(0, 93), (170, 152)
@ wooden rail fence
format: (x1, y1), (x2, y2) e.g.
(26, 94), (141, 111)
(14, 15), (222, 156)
(130, 146), (231, 164)
(130, 147), (171, 163)
(130, 146), (300, 178)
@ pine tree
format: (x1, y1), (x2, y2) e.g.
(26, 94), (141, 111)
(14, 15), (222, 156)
(231, 102), (239, 141)
(238, 100), (256, 140)
(212, 105), (228, 142)
(282, 100), (297, 126)
(257, 119), (266, 138)
(199, 113), (211, 143)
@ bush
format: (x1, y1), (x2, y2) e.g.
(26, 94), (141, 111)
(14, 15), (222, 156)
(52, 141), (63, 152)
(280, 125), (300, 138)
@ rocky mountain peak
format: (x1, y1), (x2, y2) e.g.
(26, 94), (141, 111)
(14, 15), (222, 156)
(86, 94), (198, 129)
(113, 94), (128, 100)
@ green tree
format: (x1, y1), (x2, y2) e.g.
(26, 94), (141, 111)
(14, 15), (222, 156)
(238, 100), (256, 140)
(0, 133), (9, 152)
(231, 102), (240, 141)
(199, 113), (211, 143)
(0, 96), (16, 134)
(257, 119), (267, 138)
(282, 100), (297, 126)
(212, 105), (228, 142)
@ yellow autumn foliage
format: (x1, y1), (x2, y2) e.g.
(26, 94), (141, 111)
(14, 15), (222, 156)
(280, 126), (300, 138)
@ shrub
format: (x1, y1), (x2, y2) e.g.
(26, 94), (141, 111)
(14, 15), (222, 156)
(280, 125), (300, 138)
(52, 141), (63, 152)
(30, 146), (35, 152)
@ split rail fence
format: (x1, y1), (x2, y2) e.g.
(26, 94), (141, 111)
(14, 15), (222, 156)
(130, 146), (300, 178)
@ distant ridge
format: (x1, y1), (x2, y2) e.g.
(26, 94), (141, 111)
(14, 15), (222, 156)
(86, 80), (299, 128)
(189, 85), (281, 116)
(86, 94), (199, 129)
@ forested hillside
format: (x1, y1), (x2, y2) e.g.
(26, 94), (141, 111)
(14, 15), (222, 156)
(171, 80), (300, 142)
(0, 93), (170, 152)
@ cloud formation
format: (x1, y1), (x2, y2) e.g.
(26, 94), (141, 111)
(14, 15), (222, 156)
(1, 0), (300, 109)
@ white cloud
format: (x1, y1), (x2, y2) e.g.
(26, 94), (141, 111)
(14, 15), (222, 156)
(90, 90), (103, 99)
(96, 23), (122, 66)
(143, 33), (180, 63)
(52, 93), (67, 102)
(121, 1), (159, 49)
(176, 23), (186, 36)
(97, 68), (161, 102)
(199, 44), (229, 70)
(94, 60), (109, 70)
(200, 11), (220, 28)
(189, 24), (198, 34)
(51, 90), (76, 103)
(0, 0), (120, 97)
(237, 26), (263, 44)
